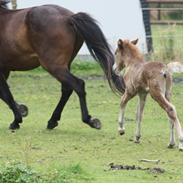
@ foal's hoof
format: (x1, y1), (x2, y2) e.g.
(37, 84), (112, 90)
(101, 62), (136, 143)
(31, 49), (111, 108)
(47, 121), (58, 130)
(18, 104), (28, 117)
(167, 144), (175, 149)
(134, 136), (141, 144)
(88, 118), (101, 129)
(134, 139), (140, 144)
(178, 144), (183, 151)
(9, 123), (20, 130)
(118, 129), (125, 136)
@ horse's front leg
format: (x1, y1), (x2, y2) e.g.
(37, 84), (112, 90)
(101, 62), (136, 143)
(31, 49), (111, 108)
(118, 92), (133, 135)
(135, 93), (147, 143)
(2, 70), (28, 118)
(0, 73), (22, 130)
(48, 69), (101, 130)
(15, 102), (28, 117)
(47, 83), (73, 129)
(69, 73), (101, 129)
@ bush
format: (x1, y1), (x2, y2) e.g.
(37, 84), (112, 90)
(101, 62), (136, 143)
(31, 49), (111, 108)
(0, 163), (93, 183)
(0, 163), (44, 183)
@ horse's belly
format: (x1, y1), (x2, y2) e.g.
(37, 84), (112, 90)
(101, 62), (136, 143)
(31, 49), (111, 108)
(5, 54), (40, 71)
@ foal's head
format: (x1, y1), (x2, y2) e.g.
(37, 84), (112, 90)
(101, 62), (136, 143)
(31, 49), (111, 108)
(113, 39), (143, 74)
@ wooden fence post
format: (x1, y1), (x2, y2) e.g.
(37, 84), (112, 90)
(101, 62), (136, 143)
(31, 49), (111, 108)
(11, 0), (17, 9)
(140, 0), (153, 52)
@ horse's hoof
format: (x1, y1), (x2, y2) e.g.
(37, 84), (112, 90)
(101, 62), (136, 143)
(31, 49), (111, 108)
(134, 140), (140, 144)
(88, 118), (101, 129)
(47, 121), (58, 130)
(18, 104), (28, 118)
(118, 129), (125, 136)
(167, 144), (175, 149)
(178, 144), (183, 151)
(134, 136), (141, 143)
(9, 123), (20, 130)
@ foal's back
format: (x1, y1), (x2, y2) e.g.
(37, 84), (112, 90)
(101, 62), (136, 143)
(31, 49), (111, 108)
(140, 61), (172, 104)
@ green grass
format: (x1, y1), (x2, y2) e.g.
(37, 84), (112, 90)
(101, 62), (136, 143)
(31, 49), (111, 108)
(151, 25), (183, 62)
(27, 59), (101, 77)
(0, 63), (183, 182)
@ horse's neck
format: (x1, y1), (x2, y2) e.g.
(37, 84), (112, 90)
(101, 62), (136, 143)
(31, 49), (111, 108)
(124, 57), (144, 68)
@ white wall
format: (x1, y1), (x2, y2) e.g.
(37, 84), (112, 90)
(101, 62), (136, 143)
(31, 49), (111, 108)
(16, 0), (147, 54)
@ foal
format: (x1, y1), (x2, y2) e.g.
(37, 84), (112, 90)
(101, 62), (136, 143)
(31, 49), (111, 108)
(113, 39), (183, 150)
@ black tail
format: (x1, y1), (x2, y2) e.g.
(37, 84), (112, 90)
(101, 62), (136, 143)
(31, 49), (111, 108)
(69, 12), (125, 94)
(0, 0), (10, 8)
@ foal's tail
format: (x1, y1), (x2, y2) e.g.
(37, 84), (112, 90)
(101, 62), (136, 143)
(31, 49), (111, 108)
(69, 12), (125, 94)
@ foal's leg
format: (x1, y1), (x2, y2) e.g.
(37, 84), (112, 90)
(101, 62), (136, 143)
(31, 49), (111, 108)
(165, 87), (176, 148)
(135, 93), (147, 143)
(150, 91), (183, 150)
(49, 69), (101, 129)
(118, 92), (134, 135)
(47, 83), (73, 129)
(0, 73), (22, 130)
(168, 120), (176, 148)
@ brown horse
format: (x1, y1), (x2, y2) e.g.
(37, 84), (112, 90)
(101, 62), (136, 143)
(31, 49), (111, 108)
(0, 1), (125, 130)
(113, 39), (183, 151)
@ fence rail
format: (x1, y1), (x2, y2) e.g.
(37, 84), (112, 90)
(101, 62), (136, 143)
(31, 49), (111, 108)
(146, 0), (183, 3)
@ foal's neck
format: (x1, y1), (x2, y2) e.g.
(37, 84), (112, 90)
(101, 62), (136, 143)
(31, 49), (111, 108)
(125, 55), (144, 68)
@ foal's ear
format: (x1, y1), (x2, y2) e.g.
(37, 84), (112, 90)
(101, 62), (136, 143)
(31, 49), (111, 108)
(118, 39), (123, 49)
(131, 38), (139, 45)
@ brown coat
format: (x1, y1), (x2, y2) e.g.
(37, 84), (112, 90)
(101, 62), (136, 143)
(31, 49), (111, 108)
(113, 39), (183, 150)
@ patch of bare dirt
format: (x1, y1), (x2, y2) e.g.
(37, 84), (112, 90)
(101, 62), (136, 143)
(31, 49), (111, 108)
(108, 163), (165, 174)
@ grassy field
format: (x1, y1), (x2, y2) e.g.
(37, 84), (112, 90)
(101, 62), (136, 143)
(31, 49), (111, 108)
(151, 25), (183, 62)
(0, 62), (183, 182)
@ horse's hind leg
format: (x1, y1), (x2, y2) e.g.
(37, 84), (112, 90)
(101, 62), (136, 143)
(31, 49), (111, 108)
(1, 70), (28, 117)
(48, 68), (101, 129)
(0, 73), (22, 130)
(150, 88), (183, 150)
(47, 83), (73, 129)
(164, 78), (176, 148)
